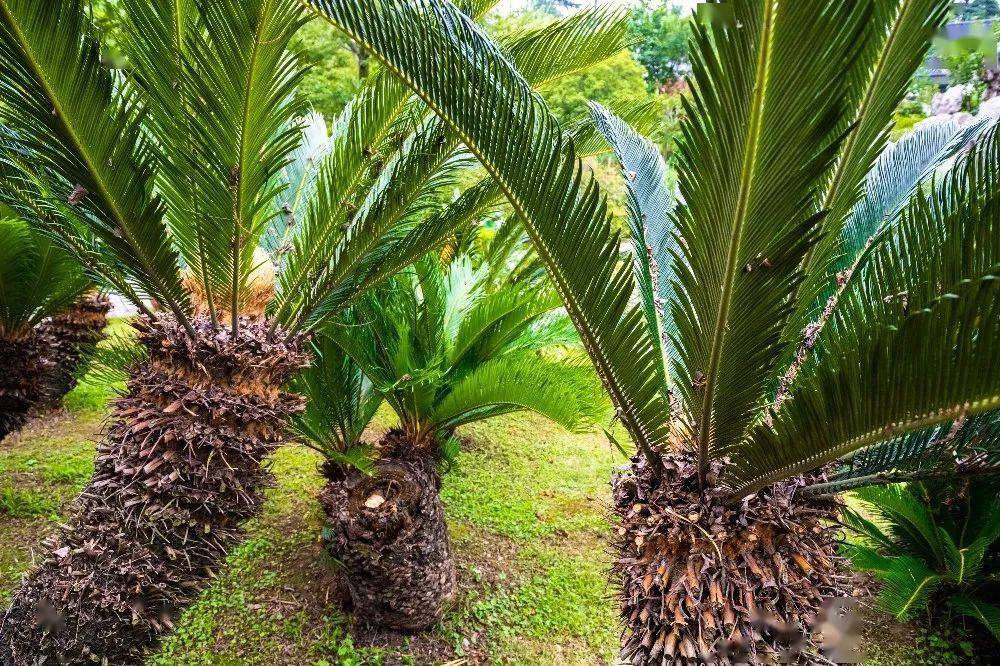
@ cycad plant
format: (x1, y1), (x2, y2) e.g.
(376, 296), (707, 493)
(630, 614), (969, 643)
(297, 248), (605, 630)
(0, 1), (650, 660)
(0, 217), (88, 440)
(308, 0), (998, 661)
(843, 479), (999, 641)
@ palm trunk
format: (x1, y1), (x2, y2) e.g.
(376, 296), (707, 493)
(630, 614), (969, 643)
(613, 452), (849, 664)
(0, 332), (48, 443)
(320, 429), (456, 631)
(36, 291), (112, 409)
(0, 315), (307, 664)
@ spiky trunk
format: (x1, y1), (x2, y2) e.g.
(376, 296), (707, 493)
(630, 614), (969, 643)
(0, 315), (307, 664)
(320, 429), (456, 631)
(36, 292), (112, 409)
(613, 452), (849, 665)
(0, 333), (48, 443)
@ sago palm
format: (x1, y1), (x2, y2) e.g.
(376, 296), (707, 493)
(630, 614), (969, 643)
(0, 217), (88, 440)
(302, 248), (604, 629)
(307, 0), (998, 661)
(0, 0), (651, 660)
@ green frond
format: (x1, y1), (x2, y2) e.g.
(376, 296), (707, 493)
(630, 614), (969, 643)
(670, 1), (869, 473)
(430, 352), (608, 435)
(309, 0), (672, 462)
(787, 0), (951, 340)
(950, 596), (1000, 641)
(505, 6), (631, 88)
(0, 0), (189, 325)
(75, 324), (147, 394)
(874, 555), (944, 621)
(729, 127), (1000, 499)
(853, 484), (948, 566)
(806, 411), (1000, 495)
(590, 102), (672, 398)
(290, 332), (380, 471)
(0, 218), (89, 335)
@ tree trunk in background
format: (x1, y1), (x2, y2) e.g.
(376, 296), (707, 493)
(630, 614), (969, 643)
(321, 429), (456, 631)
(36, 291), (111, 409)
(613, 452), (852, 664)
(0, 333), (49, 443)
(0, 316), (307, 664)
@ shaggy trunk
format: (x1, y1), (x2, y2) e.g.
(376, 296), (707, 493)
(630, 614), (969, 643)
(0, 315), (307, 664)
(0, 333), (48, 442)
(36, 292), (112, 409)
(614, 452), (850, 664)
(320, 429), (456, 631)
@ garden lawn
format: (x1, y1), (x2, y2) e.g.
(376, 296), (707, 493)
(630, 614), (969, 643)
(0, 327), (983, 664)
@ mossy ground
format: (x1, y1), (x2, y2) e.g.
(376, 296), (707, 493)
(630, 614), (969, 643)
(0, 320), (978, 664)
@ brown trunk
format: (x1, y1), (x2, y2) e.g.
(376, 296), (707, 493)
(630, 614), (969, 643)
(320, 429), (456, 631)
(36, 292), (111, 409)
(613, 452), (850, 665)
(0, 332), (48, 443)
(0, 315), (307, 664)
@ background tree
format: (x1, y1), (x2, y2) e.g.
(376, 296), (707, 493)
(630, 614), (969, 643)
(629, 0), (691, 90)
(953, 0), (1000, 20)
(531, 0), (579, 16)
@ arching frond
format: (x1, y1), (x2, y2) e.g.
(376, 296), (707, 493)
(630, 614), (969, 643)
(430, 353), (608, 434)
(309, 0), (672, 462)
(729, 131), (1000, 498)
(669, 0), (869, 475)
(0, 0), (189, 327)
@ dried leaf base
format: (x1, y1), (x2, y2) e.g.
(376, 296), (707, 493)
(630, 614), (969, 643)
(0, 334), (48, 443)
(613, 452), (849, 665)
(36, 291), (111, 409)
(321, 430), (456, 632)
(0, 316), (307, 664)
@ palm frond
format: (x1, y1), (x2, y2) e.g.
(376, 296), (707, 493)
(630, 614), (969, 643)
(0, 0), (189, 327)
(590, 102), (672, 399)
(950, 596), (1000, 641)
(290, 331), (380, 471)
(670, 1), (869, 476)
(179, 0), (307, 329)
(729, 127), (1000, 499)
(309, 0), (671, 462)
(805, 411), (1000, 495)
(430, 352), (608, 434)
(0, 218), (89, 335)
(787, 0), (952, 339)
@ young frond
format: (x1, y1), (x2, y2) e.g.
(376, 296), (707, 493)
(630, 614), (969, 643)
(590, 102), (672, 398)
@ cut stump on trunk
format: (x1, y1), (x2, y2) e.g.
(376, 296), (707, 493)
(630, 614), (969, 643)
(613, 452), (852, 665)
(36, 291), (112, 410)
(0, 333), (49, 443)
(320, 430), (456, 632)
(0, 315), (308, 665)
